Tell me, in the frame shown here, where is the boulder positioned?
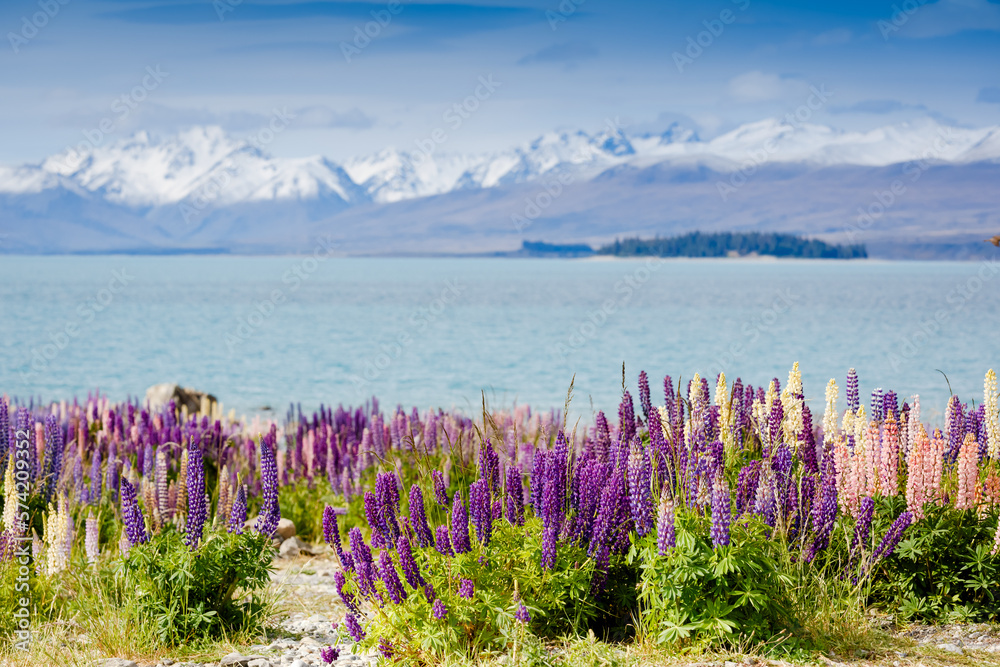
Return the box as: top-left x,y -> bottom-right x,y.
276,517 -> 297,540
145,383 -> 217,414
278,537 -> 302,558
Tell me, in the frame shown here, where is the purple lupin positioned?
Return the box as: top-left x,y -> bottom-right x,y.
450,491 -> 471,554
469,479 -> 492,546
120,478 -> 148,546
408,485 -> 434,548
504,465 -> 525,526
185,438 -> 207,549
228,484 -> 247,534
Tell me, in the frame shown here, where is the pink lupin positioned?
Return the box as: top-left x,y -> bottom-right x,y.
955,433 -> 979,511
880,413 -> 900,497
906,426 -> 930,520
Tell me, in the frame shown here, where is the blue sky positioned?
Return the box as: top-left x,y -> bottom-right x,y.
1,0 -> 998,164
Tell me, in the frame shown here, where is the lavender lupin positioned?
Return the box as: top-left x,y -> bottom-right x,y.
432,599 -> 448,620
396,535 -> 425,589
655,490 -> 676,555
120,478 -> 148,546
515,603 -> 531,624
458,578 -> 474,599
228,484 -> 247,534
365,491 -> 388,549
434,524 -> 454,556
432,470 -> 449,508
870,511 -> 914,567
408,485 -> 434,548
627,439 -> 653,536
255,432 -> 280,537
469,479 -> 492,546
344,613 -> 366,642
710,474 -> 732,548
450,491 -> 471,554
185,439 -> 207,549
504,465 -> 525,526
323,504 -> 350,565
335,570 -> 359,613
378,550 -> 407,604
846,368 -> 859,412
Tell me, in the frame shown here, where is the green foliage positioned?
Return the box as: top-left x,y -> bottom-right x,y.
350,520 -> 600,663
114,529 -> 275,645
631,513 -> 796,648
278,479 -> 342,542
869,499 -> 1000,622
597,231 -> 866,259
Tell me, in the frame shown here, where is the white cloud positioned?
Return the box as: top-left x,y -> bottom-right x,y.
894,0 -> 1000,38
727,71 -> 806,103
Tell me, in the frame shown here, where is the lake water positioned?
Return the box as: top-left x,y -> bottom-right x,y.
1,256 -> 997,423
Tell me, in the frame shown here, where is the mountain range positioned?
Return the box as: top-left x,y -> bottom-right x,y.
2,118 -> 998,258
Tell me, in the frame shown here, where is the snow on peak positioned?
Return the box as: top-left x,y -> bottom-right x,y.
2,117 -> 998,208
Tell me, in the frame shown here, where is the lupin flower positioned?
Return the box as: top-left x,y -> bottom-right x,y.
185,439 -> 207,549
847,368 -> 859,412
627,440 -> 653,536
849,496 -> 875,564
432,470 -> 449,508
869,511 -> 914,571
638,370 -> 653,421
469,479 -> 492,546
396,535 -> 425,589
432,599 -> 448,620
120,478 -> 148,546
434,524 -> 454,556
985,369 -> 999,459
504,466 -> 525,526
450,491 -> 471,554
349,526 -> 374,568
42,414 -> 63,503
655,490 -> 676,554
364,491 -> 388,548
344,613 -> 366,642
408,485 -> 434,548
710,474 -> 732,548
955,433 -> 979,510
515,603 -> 531,624
378,550 -> 407,604
228,484 -> 247,534
335,569 -> 360,613
458,578 -> 474,599
376,472 -> 401,543
320,646 -> 339,664
255,433 -> 280,537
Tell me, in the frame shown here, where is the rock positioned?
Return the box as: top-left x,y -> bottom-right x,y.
279,537 -> 301,558
936,643 -> 964,654
276,518 -> 297,540
145,383 -> 217,414
220,654 -> 270,667
279,535 -> 322,558
95,660 -> 138,667
247,660 -> 272,667
290,661 -> 307,667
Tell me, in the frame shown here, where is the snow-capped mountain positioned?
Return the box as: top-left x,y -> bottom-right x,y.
1,117 -> 998,257
3,118 -> 998,209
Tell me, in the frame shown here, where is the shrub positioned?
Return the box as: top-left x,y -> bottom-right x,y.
114,529 -> 275,645
869,499 -> 1000,622
631,512 -> 796,647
